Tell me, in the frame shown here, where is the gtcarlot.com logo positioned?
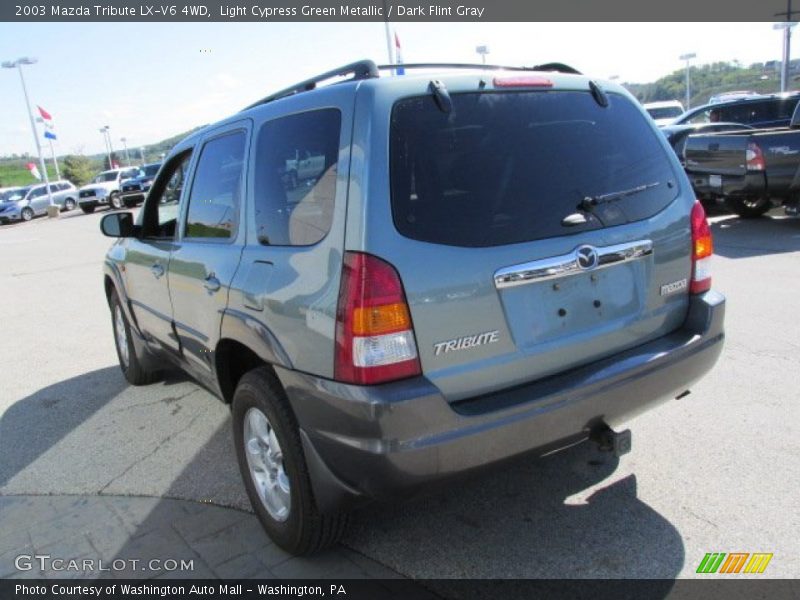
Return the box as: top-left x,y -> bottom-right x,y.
696,552 -> 773,574
15,554 -> 194,573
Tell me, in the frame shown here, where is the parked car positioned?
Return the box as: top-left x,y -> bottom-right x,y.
683,99 -> 800,218
661,122 -> 754,165
99,60 -> 725,555
120,162 -> 162,207
78,167 -> 143,213
0,180 -> 78,223
643,100 -> 685,126
673,92 -> 800,129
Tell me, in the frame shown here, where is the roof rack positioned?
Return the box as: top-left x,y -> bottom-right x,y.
243,59 -> 379,110
376,62 -> 582,75
242,60 -> 582,111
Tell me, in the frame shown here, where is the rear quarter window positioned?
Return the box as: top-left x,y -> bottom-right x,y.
390,90 -> 679,247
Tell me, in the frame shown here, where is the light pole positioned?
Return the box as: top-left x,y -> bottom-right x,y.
140,147 -> 146,166
679,53 -> 697,109
99,127 -> 111,168
2,57 -> 56,216
120,137 -> 131,166
774,21 -> 797,92
476,45 -> 489,65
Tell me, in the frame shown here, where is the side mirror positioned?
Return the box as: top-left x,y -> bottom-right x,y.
100,212 -> 135,238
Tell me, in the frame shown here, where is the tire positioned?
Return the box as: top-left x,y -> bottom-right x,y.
109,289 -> 160,386
728,196 -> 771,219
80,205 -> 95,214
20,207 -> 34,222
109,192 -> 122,210
232,367 -> 349,555
63,198 -> 76,211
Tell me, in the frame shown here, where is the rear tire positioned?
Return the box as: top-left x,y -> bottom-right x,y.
232,367 -> 349,555
63,198 -> 76,211
80,205 -> 95,214
109,192 -> 122,210
728,196 -> 771,219
109,289 -> 160,386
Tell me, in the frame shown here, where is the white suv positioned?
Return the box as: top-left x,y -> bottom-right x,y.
78,167 -> 142,214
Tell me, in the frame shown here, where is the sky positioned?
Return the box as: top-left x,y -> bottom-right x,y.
0,22 -> 792,157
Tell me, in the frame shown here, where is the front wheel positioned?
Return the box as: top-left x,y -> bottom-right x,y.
232,367 -> 349,555
109,289 -> 160,385
20,207 -> 34,222
728,196 -> 771,219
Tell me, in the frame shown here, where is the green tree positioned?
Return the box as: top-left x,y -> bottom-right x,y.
62,155 -> 95,187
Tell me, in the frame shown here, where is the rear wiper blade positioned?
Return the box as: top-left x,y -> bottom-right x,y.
581,181 -> 661,210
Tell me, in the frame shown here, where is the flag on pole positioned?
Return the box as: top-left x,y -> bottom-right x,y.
26,162 -> 41,181
37,106 -> 53,120
394,32 -> 405,75
44,130 -> 57,140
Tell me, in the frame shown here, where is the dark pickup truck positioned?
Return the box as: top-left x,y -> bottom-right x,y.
684,103 -> 800,218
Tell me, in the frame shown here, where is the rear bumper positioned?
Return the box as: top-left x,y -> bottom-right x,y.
687,171 -> 766,198
277,291 -> 725,511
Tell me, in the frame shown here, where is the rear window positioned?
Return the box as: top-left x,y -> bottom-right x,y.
390,91 -> 679,247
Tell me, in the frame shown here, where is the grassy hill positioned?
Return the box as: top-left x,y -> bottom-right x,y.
625,60 -> 793,107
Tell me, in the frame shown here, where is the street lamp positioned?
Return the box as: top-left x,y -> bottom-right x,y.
99,127 -> 112,168
679,53 -> 697,109
2,56 -> 56,216
476,45 -> 489,65
774,22 -> 797,92
120,137 -> 131,166
139,147 -> 146,166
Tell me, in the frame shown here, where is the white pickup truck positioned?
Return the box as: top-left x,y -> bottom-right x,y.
78,167 -> 142,214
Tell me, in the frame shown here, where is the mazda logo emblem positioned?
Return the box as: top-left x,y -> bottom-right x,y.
576,245 -> 599,270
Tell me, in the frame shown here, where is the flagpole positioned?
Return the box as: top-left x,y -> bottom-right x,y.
381,0 -> 394,74
48,138 -> 60,180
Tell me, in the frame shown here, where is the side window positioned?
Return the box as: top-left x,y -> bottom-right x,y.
686,109 -> 711,125
29,187 -> 46,198
141,151 -> 192,239
184,131 -> 246,240
254,109 -> 341,246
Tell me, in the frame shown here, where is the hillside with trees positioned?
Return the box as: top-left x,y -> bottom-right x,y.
626,60 -> 795,106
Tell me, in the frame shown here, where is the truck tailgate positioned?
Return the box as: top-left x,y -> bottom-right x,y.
684,133 -> 750,176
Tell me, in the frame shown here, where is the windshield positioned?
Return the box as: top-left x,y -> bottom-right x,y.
93,171 -> 118,183
143,164 -> 161,177
647,106 -> 683,120
1,188 -> 27,202
390,90 -> 678,247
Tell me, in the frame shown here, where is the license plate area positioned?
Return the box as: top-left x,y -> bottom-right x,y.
709,174 -> 722,187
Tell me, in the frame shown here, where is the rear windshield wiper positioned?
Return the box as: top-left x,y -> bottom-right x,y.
581,181 -> 661,210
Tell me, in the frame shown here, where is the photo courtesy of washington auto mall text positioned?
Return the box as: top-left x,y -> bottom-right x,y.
0,0 -> 799,598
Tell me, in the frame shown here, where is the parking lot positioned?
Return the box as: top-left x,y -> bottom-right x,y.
0,205 -> 798,581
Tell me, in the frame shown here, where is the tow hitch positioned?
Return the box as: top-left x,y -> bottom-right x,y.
590,424 -> 632,457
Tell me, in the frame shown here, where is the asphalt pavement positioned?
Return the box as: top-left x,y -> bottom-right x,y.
0,205 -> 798,581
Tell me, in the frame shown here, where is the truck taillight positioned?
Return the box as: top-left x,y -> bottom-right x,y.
335,252 -> 421,385
745,142 -> 765,171
690,201 -> 713,294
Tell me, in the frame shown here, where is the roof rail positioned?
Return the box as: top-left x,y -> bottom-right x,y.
376,62 -> 582,75
243,59 -> 379,110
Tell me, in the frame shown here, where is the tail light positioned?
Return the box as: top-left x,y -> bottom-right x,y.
335,252 -> 421,385
745,142 -> 765,171
690,201 -> 713,294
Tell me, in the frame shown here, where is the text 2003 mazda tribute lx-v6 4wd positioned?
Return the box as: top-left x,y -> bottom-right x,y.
99,61 -> 725,555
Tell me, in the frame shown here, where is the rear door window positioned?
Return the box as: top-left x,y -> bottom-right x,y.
390,91 -> 679,247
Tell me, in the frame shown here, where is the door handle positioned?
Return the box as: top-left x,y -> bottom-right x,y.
204,275 -> 221,292
150,263 -> 165,279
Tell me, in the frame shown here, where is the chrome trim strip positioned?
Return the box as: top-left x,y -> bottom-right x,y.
494,240 -> 654,289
